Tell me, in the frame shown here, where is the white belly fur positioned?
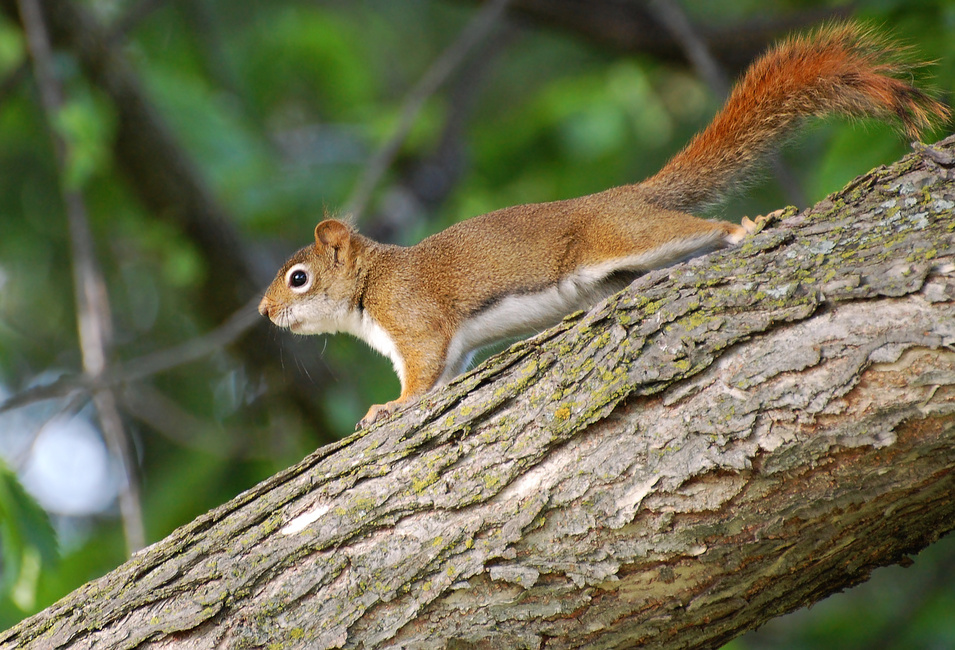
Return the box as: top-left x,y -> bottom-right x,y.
440,230 -> 727,383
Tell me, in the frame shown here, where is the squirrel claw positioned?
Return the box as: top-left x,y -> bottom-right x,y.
357,400 -> 401,429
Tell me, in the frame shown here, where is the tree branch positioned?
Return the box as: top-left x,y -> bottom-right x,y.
0,0 -> 339,443
482,0 -> 851,71
464,0 -> 853,70
2,131 -> 953,648
16,0 -> 144,555
343,0 -> 513,221
646,0 -> 805,206
364,14 -> 515,244
0,296 -> 259,417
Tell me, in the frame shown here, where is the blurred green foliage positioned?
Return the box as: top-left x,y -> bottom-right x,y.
0,0 -> 952,644
0,460 -> 57,615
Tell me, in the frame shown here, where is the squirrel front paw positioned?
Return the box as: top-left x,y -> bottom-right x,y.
357,400 -> 403,429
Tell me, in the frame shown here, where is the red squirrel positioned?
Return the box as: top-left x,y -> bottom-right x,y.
259,23 -> 948,427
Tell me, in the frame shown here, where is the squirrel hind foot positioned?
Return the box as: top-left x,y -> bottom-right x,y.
730,208 -> 788,243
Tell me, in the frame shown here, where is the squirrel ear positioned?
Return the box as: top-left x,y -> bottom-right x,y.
314,219 -> 350,249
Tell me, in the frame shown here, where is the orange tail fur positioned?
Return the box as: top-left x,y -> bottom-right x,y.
639,22 -> 950,213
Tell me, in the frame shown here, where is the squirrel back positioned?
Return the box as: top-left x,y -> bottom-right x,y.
638,23 -> 949,213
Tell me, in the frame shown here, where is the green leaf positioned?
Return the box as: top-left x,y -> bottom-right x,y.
0,14 -> 24,77
52,91 -> 116,190
0,460 -> 58,610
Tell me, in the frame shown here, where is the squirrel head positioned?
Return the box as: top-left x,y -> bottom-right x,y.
258,219 -> 362,334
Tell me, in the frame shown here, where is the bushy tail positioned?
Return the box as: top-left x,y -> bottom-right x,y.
639,22 -> 950,213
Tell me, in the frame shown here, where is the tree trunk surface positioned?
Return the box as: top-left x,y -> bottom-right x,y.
3,137 -> 954,649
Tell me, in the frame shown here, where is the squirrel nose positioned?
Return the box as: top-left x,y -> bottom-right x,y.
258,296 -> 272,317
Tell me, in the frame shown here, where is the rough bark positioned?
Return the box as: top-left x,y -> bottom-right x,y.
3,135 -> 955,649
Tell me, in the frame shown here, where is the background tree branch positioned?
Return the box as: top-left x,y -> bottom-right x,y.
16,0 -> 144,554
2,131 -> 952,648
343,0 -> 512,222
471,0 -> 850,70
0,0 -> 339,442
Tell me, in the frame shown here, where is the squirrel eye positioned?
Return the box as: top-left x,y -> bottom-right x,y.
290,270 -> 308,287
285,264 -> 313,293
